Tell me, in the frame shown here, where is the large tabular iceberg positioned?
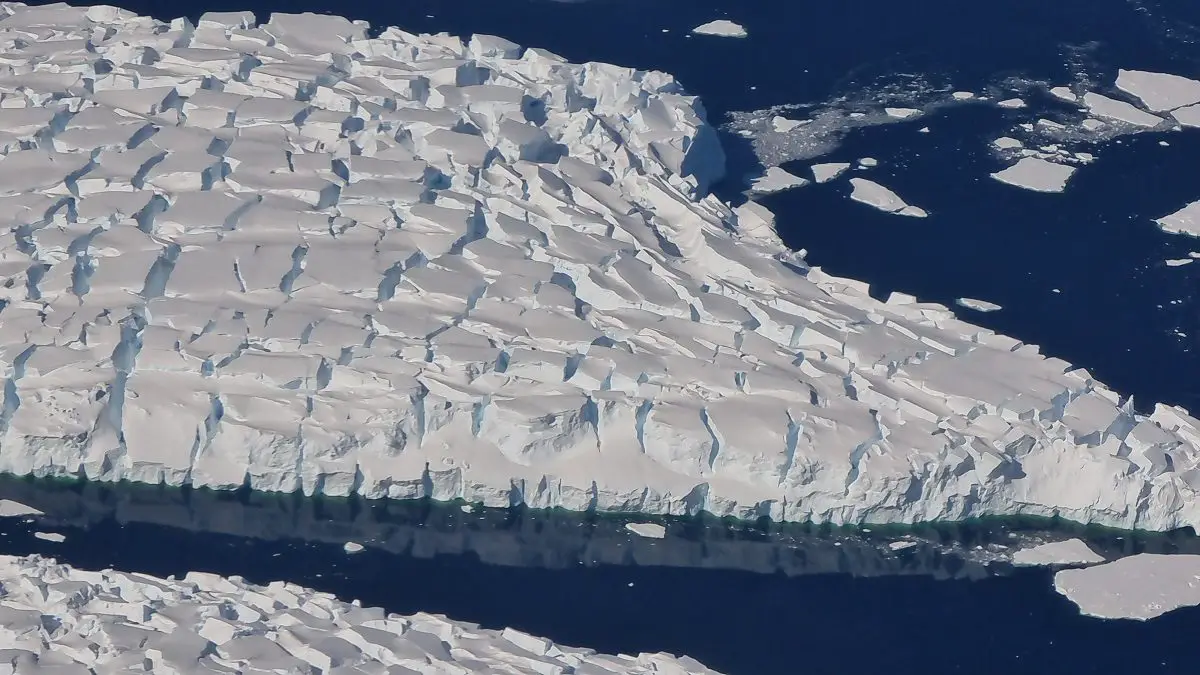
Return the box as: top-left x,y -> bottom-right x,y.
0,554 -> 721,674
0,3 -> 1199,530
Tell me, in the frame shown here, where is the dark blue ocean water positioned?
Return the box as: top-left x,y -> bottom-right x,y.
12,0 -> 1200,671
4,477 -> 1200,675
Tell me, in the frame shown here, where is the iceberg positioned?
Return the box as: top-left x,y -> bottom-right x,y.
0,3 -> 1197,532
1155,201 -> 1200,237
1012,539 -> 1104,567
1114,69 -> 1200,113
691,20 -> 748,38
848,178 -> 928,217
1055,554 -> 1200,620
991,157 -> 1077,193
0,554 -> 721,673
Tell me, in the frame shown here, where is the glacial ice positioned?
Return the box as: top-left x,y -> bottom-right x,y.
0,555 -> 722,673
1055,554 -> 1200,620
991,157 -> 1077,193
0,4 -> 1197,532
955,298 -> 1002,313
691,20 -> 747,38
1155,201 -> 1200,237
1012,538 -> 1103,567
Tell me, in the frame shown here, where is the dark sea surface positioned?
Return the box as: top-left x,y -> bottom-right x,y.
10,0 -> 1200,672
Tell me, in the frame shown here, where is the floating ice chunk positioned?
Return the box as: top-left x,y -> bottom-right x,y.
1050,86 -> 1078,102
858,157 -> 879,168
691,19 -> 747,37
771,115 -> 806,132
1173,104 -> 1200,128
997,98 -> 1026,109
1165,258 -> 1193,267
1115,69 -> 1200,112
1155,201 -> 1200,237
991,136 -> 1024,150
625,522 -> 667,539
1081,92 -> 1164,127
849,178 -> 927,217
1012,539 -> 1104,567
343,542 -> 364,553
1081,118 -> 1107,131
1055,554 -> 1200,620
0,499 -> 42,517
811,162 -> 851,182
951,91 -> 975,100
991,157 -> 1077,193
955,297 -> 1002,313
0,555 -> 723,673
885,107 -> 922,119
888,540 -> 918,551
748,166 -> 809,194
33,532 -> 65,543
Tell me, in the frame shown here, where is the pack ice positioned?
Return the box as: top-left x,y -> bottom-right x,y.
0,3 -> 1199,530
0,554 -> 722,674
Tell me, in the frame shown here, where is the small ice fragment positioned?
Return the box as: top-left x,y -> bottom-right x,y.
771,115 -> 805,132
991,157 -> 1077,193
1013,539 -> 1105,566
857,157 -> 878,168
1165,258 -> 1193,267
952,91 -> 975,100
888,540 -> 918,551
1190,251 -> 1200,258
885,107 -> 921,119
1155,201 -> 1200,237
34,532 -> 65,543
625,522 -> 666,539
343,542 -> 364,553
991,136 -> 1024,150
1159,140 -> 1170,147
0,499 -> 42,517
997,98 -> 1026,109
956,297 -> 1002,312
460,504 -> 475,513
918,126 -> 930,133
810,162 -> 850,183
748,166 -> 809,194
691,20 -> 747,37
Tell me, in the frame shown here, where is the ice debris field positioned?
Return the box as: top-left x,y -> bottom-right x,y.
0,3 -> 1197,532
0,554 -> 721,674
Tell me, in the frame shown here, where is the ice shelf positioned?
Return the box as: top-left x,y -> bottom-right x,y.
848,178 -> 927,217
1012,539 -> 1104,567
991,157 -> 1077,193
1156,201 -> 1200,237
691,20 -> 747,38
1055,554 -> 1200,620
0,555 -> 721,673
0,4 -> 1196,531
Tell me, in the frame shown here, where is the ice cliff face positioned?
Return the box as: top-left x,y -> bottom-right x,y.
0,3 -> 1198,530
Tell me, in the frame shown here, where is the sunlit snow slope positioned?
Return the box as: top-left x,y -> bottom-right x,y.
0,3 -> 1199,529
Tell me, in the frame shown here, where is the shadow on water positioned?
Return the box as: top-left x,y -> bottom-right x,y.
4,475 -> 1200,674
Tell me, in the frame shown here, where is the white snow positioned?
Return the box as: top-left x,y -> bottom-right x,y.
811,162 -> 851,182
0,555 -> 721,673
951,92 -> 975,101
858,157 -> 879,168
0,4 -> 1195,532
991,136 -> 1024,150
848,178 -> 928,217
1166,258 -> 1194,267
1012,539 -> 1104,567
691,20 -> 747,38
1156,201 -> 1200,237
955,298 -> 1002,313
1081,92 -> 1164,128
1115,69 -> 1200,112
625,522 -> 667,539
33,532 -> 65,543
1055,554 -> 1200,620
343,541 -> 365,553
885,107 -> 922,119
748,166 -> 809,194
0,499 -> 42,517
991,157 -> 1077,193
997,98 -> 1026,109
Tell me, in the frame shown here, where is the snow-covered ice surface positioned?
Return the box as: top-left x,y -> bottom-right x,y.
691,20 -> 746,38
0,554 -> 721,674
747,166 -> 808,194
991,157 -> 1077,193
1012,538 -> 1104,566
1055,553 -> 1200,620
0,498 -> 41,517
848,178 -> 927,217
1156,200 -> 1200,237
810,162 -> 850,183
1,4 -> 1200,532
955,297 -> 1002,313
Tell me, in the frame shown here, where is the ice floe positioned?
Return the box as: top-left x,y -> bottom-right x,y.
1055,554 -> 1200,620
848,178 -> 927,217
33,532 -> 65,543
748,166 -> 808,194
1081,92 -> 1164,128
0,5 -> 1198,532
0,555 -> 721,673
811,162 -> 851,183
1012,539 -> 1104,567
625,522 -> 667,539
991,157 -> 1077,193
691,20 -> 747,38
955,298 -> 1002,313
1115,69 -> 1200,112
1156,201 -> 1200,237
0,498 -> 42,517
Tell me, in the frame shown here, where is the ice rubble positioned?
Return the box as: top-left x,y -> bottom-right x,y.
1055,554 -> 1200,620
0,4 -> 1198,531
0,555 -> 722,675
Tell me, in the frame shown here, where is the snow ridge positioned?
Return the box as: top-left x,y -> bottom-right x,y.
0,4 -> 1198,530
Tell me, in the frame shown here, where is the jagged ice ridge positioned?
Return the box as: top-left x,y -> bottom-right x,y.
0,3 -> 1199,530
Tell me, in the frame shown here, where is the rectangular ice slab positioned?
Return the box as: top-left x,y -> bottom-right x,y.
991,157 -> 1076,193
0,555 -> 723,674
0,4 -> 1197,534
